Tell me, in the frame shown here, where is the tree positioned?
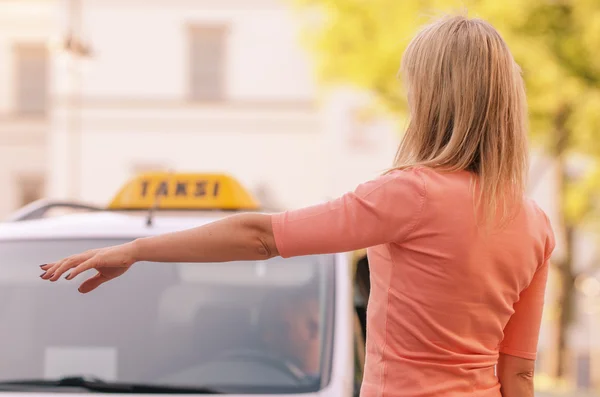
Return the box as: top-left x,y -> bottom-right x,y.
295,0 -> 600,380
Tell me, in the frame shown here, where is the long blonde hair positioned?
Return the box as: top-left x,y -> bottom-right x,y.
393,15 -> 528,225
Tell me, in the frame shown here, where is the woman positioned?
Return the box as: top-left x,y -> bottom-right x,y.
40,15 -> 555,397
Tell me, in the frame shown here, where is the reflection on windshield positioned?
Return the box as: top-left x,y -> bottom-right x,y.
0,239 -> 334,394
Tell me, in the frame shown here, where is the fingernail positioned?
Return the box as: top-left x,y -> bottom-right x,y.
40,264 -> 46,269
40,272 -> 46,278
64,273 -> 71,280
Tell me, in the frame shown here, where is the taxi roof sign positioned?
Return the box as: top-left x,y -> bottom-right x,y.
108,172 -> 260,211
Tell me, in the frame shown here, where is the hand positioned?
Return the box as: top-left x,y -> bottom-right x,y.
40,242 -> 138,293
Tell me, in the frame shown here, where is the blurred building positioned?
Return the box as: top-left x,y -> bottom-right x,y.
47,0 -> 399,211
0,1 -> 57,218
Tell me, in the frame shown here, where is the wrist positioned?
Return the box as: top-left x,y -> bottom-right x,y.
128,238 -> 145,263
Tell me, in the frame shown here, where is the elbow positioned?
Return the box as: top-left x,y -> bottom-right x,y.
498,372 -> 534,397
516,370 -> 534,381
239,213 -> 279,260
255,234 -> 277,259
497,353 -> 535,397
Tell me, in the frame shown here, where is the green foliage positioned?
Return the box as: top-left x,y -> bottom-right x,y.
566,164 -> 600,226
295,0 -> 600,224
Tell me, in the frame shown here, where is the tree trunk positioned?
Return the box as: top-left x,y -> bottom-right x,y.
548,105 -> 575,380
550,233 -> 575,379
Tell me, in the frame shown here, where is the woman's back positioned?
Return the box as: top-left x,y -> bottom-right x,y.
360,168 -> 554,397
271,166 -> 553,396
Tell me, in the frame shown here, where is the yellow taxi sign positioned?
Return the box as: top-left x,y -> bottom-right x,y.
108,172 -> 260,211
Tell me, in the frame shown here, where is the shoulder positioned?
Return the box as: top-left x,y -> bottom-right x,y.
356,167 -> 426,197
525,198 -> 553,230
525,198 -> 556,261
350,167 -> 428,240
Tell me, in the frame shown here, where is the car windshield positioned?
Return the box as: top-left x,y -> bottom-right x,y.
0,238 -> 335,394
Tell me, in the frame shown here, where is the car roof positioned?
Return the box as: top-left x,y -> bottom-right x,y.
0,211 -> 227,241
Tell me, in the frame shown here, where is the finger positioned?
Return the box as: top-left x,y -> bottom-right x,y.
48,258 -> 77,282
78,273 -> 108,294
48,264 -> 73,282
66,256 -> 99,281
42,250 -> 98,280
40,263 -> 54,278
41,260 -> 64,280
49,251 -> 97,281
44,257 -> 75,280
50,256 -> 87,282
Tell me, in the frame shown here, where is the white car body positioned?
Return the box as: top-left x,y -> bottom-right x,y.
0,208 -> 359,397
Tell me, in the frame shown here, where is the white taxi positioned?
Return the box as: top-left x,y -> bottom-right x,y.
0,173 -> 368,397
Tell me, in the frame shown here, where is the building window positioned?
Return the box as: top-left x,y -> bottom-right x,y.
18,175 -> 45,207
188,25 -> 227,102
14,43 -> 49,115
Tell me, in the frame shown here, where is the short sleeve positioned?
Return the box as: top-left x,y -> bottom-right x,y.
542,211 -> 556,262
499,209 -> 555,360
271,168 -> 426,258
499,262 -> 549,360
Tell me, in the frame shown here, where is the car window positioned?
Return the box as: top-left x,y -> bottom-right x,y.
0,239 -> 335,394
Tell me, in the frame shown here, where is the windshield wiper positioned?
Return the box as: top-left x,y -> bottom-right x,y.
0,376 -> 225,394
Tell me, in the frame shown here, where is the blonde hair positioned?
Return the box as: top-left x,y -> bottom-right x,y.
393,15 -> 528,226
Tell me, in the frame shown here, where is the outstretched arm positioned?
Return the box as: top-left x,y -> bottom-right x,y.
40,168 -> 425,293
40,213 -> 278,292
135,213 -> 278,263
